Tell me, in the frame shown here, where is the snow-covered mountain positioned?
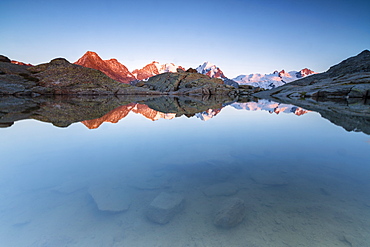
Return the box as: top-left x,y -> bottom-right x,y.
196,62 -> 227,79
233,68 -> 316,89
196,62 -> 239,88
231,99 -> 309,116
132,61 -> 185,81
74,51 -> 313,90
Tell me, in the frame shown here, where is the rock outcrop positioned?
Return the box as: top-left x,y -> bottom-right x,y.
255,50 -> 370,99
138,71 -> 238,96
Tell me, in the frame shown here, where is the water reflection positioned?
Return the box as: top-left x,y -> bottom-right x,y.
1,95 -> 310,129
1,95 -> 370,246
2,95 -> 369,135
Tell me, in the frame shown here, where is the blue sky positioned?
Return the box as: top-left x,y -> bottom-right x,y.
1,0 -> 369,78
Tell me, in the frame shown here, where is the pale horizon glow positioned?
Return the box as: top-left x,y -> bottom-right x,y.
1,0 -> 369,78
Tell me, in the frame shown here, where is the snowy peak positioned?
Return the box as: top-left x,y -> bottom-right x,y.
195,62 -> 239,88
132,61 -> 184,81
297,68 -> 316,78
196,62 -> 227,79
74,51 -> 135,84
233,68 -> 316,90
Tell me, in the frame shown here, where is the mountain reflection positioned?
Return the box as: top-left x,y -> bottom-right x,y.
81,103 -> 177,129
81,99 -> 310,129
1,95 -> 370,135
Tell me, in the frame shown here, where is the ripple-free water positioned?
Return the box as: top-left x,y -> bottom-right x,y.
1,103 -> 370,247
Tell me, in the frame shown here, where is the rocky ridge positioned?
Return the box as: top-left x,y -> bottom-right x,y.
255,50 -> 370,99
253,50 -> 370,135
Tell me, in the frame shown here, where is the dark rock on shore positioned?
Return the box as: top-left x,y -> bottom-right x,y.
255,50 -> 370,100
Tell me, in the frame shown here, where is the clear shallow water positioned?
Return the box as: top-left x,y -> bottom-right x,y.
1,100 -> 370,247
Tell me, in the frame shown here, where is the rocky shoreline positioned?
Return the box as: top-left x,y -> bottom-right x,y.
255,50 -> 370,100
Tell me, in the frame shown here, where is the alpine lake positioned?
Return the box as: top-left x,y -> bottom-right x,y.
1,95 -> 370,247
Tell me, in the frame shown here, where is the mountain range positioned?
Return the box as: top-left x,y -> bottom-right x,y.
74,51 -> 315,89
232,68 -> 316,89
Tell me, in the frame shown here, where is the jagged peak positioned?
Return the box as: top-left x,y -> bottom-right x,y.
83,51 -> 99,57
105,58 -> 119,63
359,49 -> 370,55
197,61 -> 216,71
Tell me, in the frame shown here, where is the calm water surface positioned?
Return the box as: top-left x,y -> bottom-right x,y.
1,100 -> 369,247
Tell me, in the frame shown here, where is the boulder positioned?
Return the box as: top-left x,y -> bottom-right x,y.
213,197 -> 246,228
146,192 -> 185,224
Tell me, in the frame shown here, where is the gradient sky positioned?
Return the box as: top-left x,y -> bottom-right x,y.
1,0 -> 369,78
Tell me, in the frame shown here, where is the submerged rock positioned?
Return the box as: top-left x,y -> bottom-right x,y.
146,192 -> 185,224
213,197 -> 246,228
88,185 -> 132,212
